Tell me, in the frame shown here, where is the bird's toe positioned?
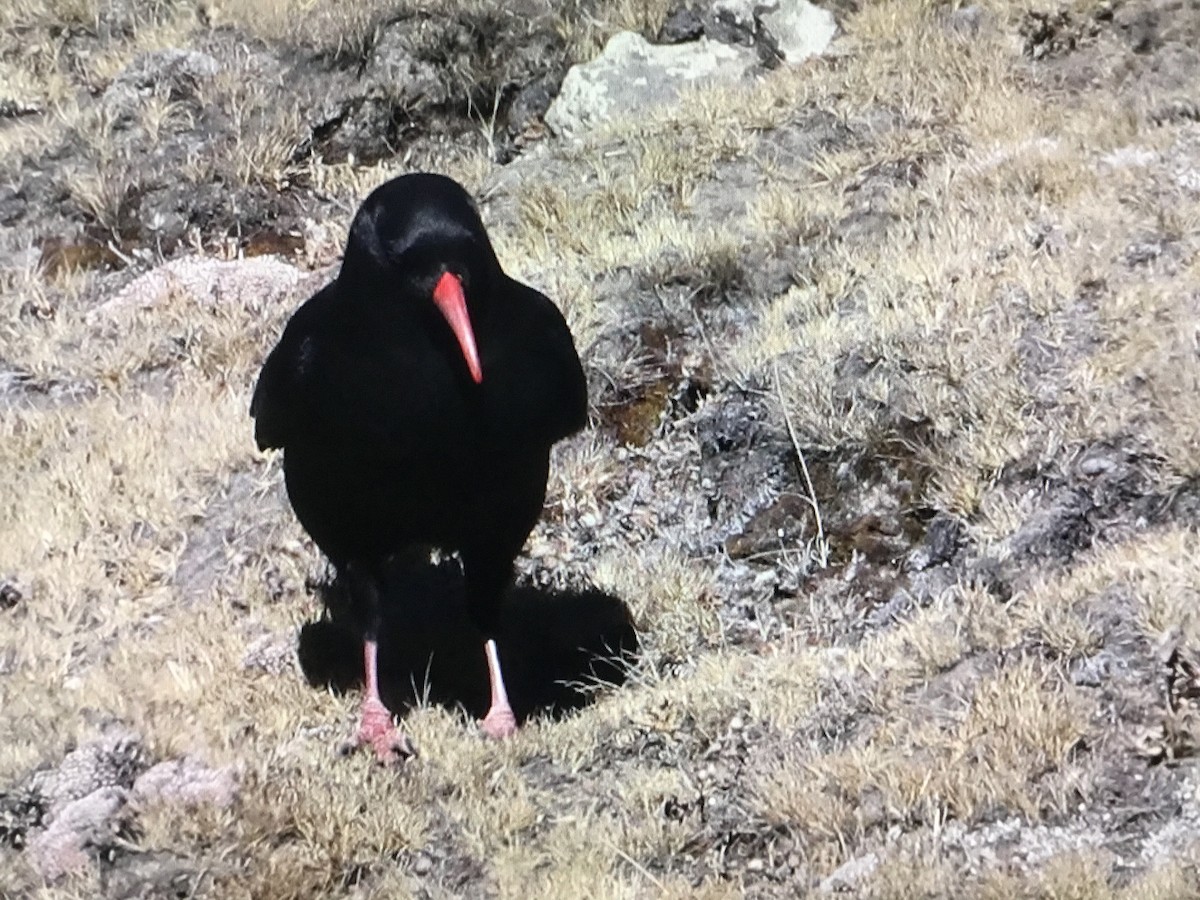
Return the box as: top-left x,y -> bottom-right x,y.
479,704 -> 518,740
370,729 -> 417,764
340,697 -> 418,764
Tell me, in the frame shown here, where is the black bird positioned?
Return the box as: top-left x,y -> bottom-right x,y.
251,173 -> 588,761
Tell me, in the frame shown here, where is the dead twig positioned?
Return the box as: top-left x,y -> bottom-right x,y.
772,358 -> 829,569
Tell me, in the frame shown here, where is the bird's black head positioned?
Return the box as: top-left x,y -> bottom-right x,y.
341,173 -> 501,383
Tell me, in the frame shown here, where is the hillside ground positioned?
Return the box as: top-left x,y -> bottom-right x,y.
2,0 -> 1200,896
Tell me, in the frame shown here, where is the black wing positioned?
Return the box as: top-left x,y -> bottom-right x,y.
251,281 -> 474,455
250,284 -> 336,451
492,278 -> 588,445
250,342 -> 299,450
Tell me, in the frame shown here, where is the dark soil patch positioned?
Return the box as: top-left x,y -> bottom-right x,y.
595,318 -> 712,447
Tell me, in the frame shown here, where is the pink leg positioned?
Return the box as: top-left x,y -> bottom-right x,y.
341,640 -> 416,764
479,639 -> 518,739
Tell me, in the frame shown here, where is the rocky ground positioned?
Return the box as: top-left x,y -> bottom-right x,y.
2,0 -> 1200,896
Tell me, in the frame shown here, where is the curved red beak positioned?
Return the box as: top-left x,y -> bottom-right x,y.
432,272 -> 483,384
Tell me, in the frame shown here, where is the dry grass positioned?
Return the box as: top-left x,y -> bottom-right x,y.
200,0 -> 395,56
201,0 -> 671,70
3,0 -> 1200,895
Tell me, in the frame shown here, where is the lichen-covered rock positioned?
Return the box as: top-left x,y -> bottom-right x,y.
759,0 -> 837,63
241,630 -> 297,676
3,727 -> 241,881
102,49 -> 220,123
133,757 -> 239,810
89,256 -> 328,322
26,726 -> 147,817
546,31 -> 756,137
3,726 -> 147,880
25,787 -> 128,881
818,851 -> 878,893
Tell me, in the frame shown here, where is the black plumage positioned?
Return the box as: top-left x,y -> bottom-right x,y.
251,173 -> 588,759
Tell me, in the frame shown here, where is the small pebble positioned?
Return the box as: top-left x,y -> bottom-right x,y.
753,570 -> 778,589
412,853 -> 433,876
1078,454 -> 1114,476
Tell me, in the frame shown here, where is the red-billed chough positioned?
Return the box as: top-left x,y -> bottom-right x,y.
251,173 -> 588,761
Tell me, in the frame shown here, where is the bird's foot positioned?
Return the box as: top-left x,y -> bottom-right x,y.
479,702 -> 518,740
340,697 -> 416,764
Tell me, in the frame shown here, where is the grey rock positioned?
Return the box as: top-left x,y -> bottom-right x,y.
708,7 -> 761,48
693,394 -> 768,457
819,851 -> 879,893
4,726 -> 148,880
1125,239 -> 1166,267
100,851 -> 208,899
133,757 -> 239,809
712,0 -> 760,30
867,589 -> 914,628
0,97 -> 42,118
907,514 -> 964,571
659,5 -> 707,43
1071,648 -> 1129,687
760,0 -> 838,63
1008,489 -> 1094,563
545,31 -> 756,137
1078,447 -> 1121,477
26,787 -> 128,881
27,726 -> 148,816
708,0 -> 837,62
102,49 -> 219,122
241,630 -> 297,675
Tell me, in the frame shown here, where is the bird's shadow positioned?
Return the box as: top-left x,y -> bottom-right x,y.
296,559 -> 640,724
